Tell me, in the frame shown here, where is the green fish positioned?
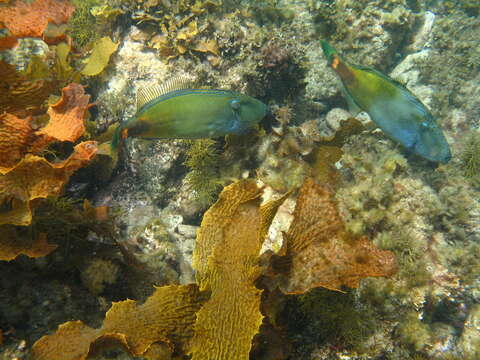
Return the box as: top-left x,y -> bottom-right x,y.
321,41 -> 451,163
112,78 -> 267,150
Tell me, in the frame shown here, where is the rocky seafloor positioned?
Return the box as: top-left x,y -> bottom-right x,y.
0,0 -> 479,359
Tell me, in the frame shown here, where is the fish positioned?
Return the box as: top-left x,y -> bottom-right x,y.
320,40 -> 451,163
111,77 -> 267,150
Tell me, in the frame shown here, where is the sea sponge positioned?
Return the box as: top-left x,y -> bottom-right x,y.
33,82 -> 90,148
80,258 -> 119,295
0,0 -> 75,49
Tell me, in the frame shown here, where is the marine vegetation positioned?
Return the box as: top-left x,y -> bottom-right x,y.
67,0 -> 102,49
0,0 -> 118,262
0,81 -> 97,261
184,139 -> 223,207
29,178 -> 396,359
111,77 -> 267,151
321,40 -> 451,163
461,132 -> 480,180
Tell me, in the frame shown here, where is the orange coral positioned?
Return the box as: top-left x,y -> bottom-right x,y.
0,0 -> 75,47
0,228 -> 57,261
31,284 -> 205,360
0,141 -> 97,226
279,178 -> 397,294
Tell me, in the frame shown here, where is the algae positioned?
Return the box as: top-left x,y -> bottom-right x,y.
461,133 -> 480,181
184,139 -> 223,207
68,0 -> 102,49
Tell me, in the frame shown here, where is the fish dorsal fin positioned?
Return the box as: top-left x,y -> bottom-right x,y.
136,76 -> 195,110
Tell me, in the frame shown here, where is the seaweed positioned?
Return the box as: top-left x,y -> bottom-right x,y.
184,139 -> 223,207
461,133 -> 480,181
67,0 -> 102,49
292,288 -> 376,352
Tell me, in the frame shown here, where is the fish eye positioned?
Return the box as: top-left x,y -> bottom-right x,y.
230,99 -> 241,110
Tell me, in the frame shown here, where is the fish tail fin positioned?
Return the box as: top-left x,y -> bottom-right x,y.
320,40 -> 338,65
111,122 -> 122,152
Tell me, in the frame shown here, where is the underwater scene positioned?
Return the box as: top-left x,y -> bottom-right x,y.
0,0 -> 479,359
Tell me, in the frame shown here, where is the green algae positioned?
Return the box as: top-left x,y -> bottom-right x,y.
184,139 -> 223,207
68,0 -> 102,49
461,133 -> 480,180
291,288 -> 376,353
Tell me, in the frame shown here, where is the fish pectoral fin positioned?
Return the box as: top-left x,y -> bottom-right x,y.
341,84 -> 362,116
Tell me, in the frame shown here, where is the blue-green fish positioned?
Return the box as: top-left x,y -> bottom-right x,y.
321,41 -> 451,163
111,78 -> 267,150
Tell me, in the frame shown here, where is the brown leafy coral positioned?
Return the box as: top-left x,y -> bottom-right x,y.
0,0 -> 75,49
0,60 -> 54,116
0,228 -> 57,261
190,180 -> 267,360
